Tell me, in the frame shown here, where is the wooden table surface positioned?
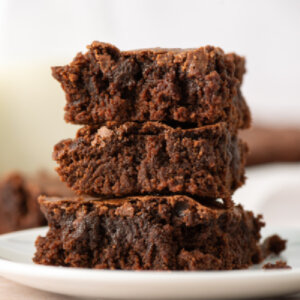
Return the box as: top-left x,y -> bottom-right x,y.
1,275 -> 300,300
0,276 -> 76,300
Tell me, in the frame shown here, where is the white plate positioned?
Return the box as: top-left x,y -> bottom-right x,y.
0,227 -> 299,299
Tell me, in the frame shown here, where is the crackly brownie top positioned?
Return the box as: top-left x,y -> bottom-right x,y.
38,195 -> 263,239
74,121 -> 229,143
54,41 -> 246,89
53,121 -> 232,163
39,195 -> 244,220
88,42 -> 246,83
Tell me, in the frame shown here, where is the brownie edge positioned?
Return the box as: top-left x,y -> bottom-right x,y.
33,195 -> 264,270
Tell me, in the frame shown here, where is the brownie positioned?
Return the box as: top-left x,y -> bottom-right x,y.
33,195 -> 264,270
263,261 -> 291,270
240,126 -> 300,166
52,42 -> 251,131
0,172 -> 73,234
53,122 -> 247,206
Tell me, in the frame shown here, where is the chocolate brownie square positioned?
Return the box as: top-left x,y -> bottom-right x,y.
52,42 -> 250,131
53,122 -> 247,206
33,195 -> 264,270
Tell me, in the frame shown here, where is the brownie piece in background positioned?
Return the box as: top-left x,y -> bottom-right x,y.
34,195 -> 264,270
52,42 -> 250,131
53,122 -> 247,206
241,126 -> 300,166
0,171 -> 73,234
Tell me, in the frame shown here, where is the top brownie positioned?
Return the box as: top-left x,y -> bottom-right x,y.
52,42 -> 250,131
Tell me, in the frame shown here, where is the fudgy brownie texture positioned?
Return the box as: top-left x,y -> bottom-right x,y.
52,42 -> 251,131
0,172 -> 73,234
53,122 -> 247,206
240,126 -> 300,166
33,195 -> 264,270
263,261 -> 291,270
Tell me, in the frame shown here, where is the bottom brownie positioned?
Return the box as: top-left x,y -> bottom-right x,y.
33,195 -> 264,270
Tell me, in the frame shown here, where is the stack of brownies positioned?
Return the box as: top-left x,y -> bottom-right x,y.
33,42 -> 265,270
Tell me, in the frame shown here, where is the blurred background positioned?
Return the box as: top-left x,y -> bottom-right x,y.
0,0 -> 299,231
1,0 -> 300,174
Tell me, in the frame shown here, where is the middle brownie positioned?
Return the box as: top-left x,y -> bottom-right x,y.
53,122 -> 247,206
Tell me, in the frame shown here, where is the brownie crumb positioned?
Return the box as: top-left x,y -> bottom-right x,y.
261,234 -> 287,258
263,260 -> 291,270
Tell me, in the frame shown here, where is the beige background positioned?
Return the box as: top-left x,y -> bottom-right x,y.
0,61 -> 77,174
1,0 -> 300,175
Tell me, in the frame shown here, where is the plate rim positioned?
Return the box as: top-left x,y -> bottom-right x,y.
1,226 -> 300,299
0,226 -> 299,281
